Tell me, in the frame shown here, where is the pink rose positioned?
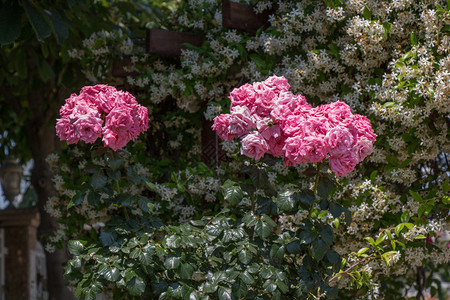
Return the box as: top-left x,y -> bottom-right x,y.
102,128 -> 129,151
104,105 -> 136,140
229,83 -> 257,110
254,89 -> 277,117
270,103 -> 293,123
71,101 -> 99,118
351,114 -> 377,143
329,151 -> 359,177
115,91 -> 139,108
267,136 -> 286,157
283,135 -> 328,165
240,132 -> 269,160
59,94 -> 78,117
261,75 -> 290,93
302,116 -> 330,137
282,115 -> 306,138
137,106 -> 149,134
325,126 -> 356,157
229,106 -> 256,136
327,101 -> 354,126
74,115 -> 104,143
352,137 -> 373,162
212,114 -> 236,142
55,117 -> 79,144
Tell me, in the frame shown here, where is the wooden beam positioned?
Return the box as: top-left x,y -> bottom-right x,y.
146,29 -> 204,56
222,0 -> 275,34
111,56 -> 139,77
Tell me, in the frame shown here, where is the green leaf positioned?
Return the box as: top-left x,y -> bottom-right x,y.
223,185 -> 244,207
317,176 -> 334,199
165,235 -> 181,248
68,240 -> 84,255
238,249 -> 253,264
164,256 -> 180,270
37,59 -> 54,82
0,4 -> 21,45
395,223 -> 405,236
255,218 -> 272,239
277,190 -> 297,212
311,239 -> 328,261
382,22 -> 392,38
270,245 -> 285,261
127,276 -> 146,296
99,231 -> 115,247
409,190 -> 423,202
139,252 -> 152,266
410,31 -> 418,46
276,280 -> 289,294
23,0 -> 52,41
240,271 -> 255,285
263,280 -> 277,293
286,240 -> 302,254
87,191 -> 100,206
218,287 -> 232,300
46,9 -> 68,44
363,5 -> 371,20
443,180 -> 449,194
104,267 -> 120,281
179,263 -> 194,280
297,190 -> 315,208
91,170 -> 107,190
299,229 -> 316,245
401,211 -> 410,223
329,202 -> 343,218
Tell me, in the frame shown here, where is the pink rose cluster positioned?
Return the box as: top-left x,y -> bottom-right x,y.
212,75 -> 376,177
56,84 -> 149,151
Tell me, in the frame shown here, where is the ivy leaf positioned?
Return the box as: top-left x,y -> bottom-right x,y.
68,240 -> 84,255
311,239 -> 328,261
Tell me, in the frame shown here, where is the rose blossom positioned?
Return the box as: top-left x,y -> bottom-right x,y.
352,137 -> 374,162
229,106 -> 256,136
329,151 -> 359,177
74,115 -> 103,143
229,83 -> 257,110
283,135 -> 328,165
327,101 -> 354,126
260,75 -> 290,93
267,136 -> 286,157
59,94 -> 78,117
351,114 -> 377,142
325,126 -> 356,157
56,118 -> 79,144
102,128 -> 129,151
104,105 -> 138,141
240,132 -> 269,160
212,114 -> 236,142
254,89 -> 277,117
302,116 -> 330,137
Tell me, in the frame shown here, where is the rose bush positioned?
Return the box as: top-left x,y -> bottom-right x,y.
47,0 -> 450,299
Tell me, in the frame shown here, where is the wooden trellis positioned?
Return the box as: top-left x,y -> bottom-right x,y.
112,2 -> 275,168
